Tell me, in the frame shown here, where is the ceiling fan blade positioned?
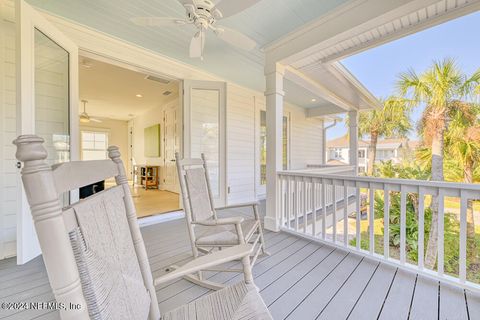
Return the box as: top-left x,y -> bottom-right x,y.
130,17 -> 187,27
215,26 -> 256,51
90,118 -> 103,123
213,0 -> 261,18
189,31 -> 205,58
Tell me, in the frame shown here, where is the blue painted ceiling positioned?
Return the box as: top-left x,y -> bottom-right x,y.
27,0 -> 349,105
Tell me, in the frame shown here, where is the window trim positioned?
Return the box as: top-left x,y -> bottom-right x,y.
80,129 -> 110,161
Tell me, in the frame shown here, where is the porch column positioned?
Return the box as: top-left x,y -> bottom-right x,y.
348,110 -> 358,175
264,63 -> 285,232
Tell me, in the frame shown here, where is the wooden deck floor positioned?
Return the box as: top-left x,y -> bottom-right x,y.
1,213 -> 480,319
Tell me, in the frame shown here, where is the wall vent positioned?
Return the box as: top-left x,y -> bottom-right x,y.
144,75 -> 170,84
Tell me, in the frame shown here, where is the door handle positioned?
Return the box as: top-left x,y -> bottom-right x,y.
170,159 -> 176,162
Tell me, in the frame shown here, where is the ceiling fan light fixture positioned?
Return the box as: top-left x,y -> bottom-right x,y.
80,114 -> 90,123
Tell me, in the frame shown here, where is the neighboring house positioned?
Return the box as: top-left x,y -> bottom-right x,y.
326,135 -> 419,172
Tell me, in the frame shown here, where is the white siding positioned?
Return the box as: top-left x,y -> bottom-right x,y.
0,0 -> 17,259
226,84 -> 324,203
288,104 -> 323,170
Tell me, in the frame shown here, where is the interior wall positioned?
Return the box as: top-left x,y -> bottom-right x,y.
79,117 -> 129,175
0,0 -> 17,260
131,95 -> 179,188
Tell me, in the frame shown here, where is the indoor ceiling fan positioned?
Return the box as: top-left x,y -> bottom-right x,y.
79,100 -> 102,123
130,0 -> 261,59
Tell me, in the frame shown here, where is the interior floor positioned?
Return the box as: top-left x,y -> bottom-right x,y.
131,186 -> 180,218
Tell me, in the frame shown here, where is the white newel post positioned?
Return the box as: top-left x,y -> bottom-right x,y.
264,63 -> 285,232
348,110 -> 358,175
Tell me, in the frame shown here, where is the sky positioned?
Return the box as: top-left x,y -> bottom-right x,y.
327,10 -> 480,141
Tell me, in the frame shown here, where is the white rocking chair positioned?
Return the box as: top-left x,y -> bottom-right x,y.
175,153 -> 267,290
14,135 -> 272,320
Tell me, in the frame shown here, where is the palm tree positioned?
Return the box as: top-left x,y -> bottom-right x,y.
445,102 -> 480,262
357,97 -> 412,175
397,58 -> 480,269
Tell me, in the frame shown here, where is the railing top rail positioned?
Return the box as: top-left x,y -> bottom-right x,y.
277,170 -> 480,192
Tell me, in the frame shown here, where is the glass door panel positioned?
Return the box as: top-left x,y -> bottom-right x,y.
16,0 -> 78,263
190,89 -> 220,197
34,29 -> 70,166
183,81 -> 226,206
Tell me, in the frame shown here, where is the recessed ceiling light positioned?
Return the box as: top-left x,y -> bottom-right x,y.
311,98 -> 317,102
136,94 -> 143,98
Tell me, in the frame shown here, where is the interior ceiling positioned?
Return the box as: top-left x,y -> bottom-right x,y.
79,58 -> 179,121
27,0 -> 349,108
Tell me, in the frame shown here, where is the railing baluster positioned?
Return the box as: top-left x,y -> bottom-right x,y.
418,187 -> 425,269
332,183 -> 337,243
286,177 -> 290,229
280,176 -> 285,228
303,179 -> 307,234
311,178 -> 316,237
400,186 -> 406,264
294,178 -> 299,232
355,185 -> 360,251
369,185 -> 375,254
459,190 -> 467,283
322,179 -> 327,240
343,183 -> 348,247
438,189 -> 445,276
383,185 -> 390,259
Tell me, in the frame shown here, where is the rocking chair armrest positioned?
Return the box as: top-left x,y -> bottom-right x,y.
153,244 -> 253,285
215,201 -> 259,211
192,217 -> 244,226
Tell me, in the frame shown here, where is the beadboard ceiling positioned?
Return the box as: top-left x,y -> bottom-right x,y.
26,0 -> 349,106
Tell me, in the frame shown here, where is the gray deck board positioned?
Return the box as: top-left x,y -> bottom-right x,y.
409,275 -> 439,320
346,263 -> 397,320
378,269 -> 417,320
286,254 -> 363,319
439,282 -> 468,320
0,216 -> 479,320
466,290 -> 480,319
316,258 -> 379,320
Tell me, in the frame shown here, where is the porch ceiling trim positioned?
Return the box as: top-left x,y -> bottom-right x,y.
295,0 -> 480,67
264,0 -> 480,67
284,66 -> 355,111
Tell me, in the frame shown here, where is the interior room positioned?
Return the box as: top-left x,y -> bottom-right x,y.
79,57 -> 181,217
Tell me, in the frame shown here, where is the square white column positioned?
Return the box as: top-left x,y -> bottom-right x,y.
348,110 -> 358,174
264,63 -> 285,232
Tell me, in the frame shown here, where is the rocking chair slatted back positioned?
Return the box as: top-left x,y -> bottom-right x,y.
13,135 -> 160,320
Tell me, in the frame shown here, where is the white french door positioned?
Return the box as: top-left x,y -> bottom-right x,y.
163,103 -> 179,193
183,80 -> 226,207
16,0 -> 78,264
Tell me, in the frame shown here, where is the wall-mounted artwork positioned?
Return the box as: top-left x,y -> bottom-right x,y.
144,124 -> 161,157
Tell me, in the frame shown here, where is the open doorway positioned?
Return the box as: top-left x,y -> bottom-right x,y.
79,57 -> 181,217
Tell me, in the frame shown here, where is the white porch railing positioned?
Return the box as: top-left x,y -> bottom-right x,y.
277,168 -> 480,292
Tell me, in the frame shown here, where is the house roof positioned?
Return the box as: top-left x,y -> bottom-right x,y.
327,135 -> 420,150
327,159 -> 349,166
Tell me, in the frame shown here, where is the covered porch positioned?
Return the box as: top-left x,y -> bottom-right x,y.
1,208 -> 480,320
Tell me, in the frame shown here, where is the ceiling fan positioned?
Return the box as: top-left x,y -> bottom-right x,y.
130,0 -> 261,59
79,100 -> 102,123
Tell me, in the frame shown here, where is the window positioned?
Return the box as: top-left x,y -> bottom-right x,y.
260,110 -> 288,185
334,148 -> 342,159
358,149 -> 366,158
81,131 -> 109,160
